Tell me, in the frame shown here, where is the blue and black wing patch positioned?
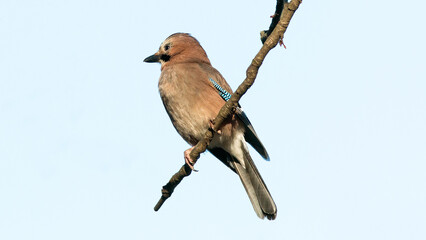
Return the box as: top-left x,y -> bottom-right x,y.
209,78 -> 232,101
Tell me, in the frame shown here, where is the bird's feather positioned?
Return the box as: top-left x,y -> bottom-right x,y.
235,108 -> 270,160
231,148 -> 277,220
208,148 -> 236,173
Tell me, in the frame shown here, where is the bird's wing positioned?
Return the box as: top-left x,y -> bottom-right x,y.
203,64 -> 269,160
234,108 -> 269,160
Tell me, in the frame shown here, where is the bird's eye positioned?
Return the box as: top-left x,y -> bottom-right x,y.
164,44 -> 170,51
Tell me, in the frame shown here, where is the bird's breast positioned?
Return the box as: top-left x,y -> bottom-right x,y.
158,69 -> 220,145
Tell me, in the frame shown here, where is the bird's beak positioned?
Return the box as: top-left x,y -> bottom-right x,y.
144,53 -> 160,63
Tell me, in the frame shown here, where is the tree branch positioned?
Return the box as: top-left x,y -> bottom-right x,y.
154,0 -> 302,212
260,0 -> 286,44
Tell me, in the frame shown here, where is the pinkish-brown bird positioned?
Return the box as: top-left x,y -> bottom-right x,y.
144,33 -> 277,220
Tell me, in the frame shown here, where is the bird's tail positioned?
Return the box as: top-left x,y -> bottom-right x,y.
232,150 -> 277,220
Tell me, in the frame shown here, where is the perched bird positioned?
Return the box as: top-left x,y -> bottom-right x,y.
144,33 -> 277,220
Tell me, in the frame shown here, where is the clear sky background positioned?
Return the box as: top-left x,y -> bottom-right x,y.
1,0 -> 425,239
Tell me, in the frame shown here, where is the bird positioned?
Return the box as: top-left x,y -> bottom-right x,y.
144,33 -> 277,220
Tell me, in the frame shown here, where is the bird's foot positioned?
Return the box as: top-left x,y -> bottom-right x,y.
184,146 -> 198,172
279,37 -> 286,49
209,119 -> 222,135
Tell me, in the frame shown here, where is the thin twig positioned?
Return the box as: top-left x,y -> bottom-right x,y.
154,0 -> 302,211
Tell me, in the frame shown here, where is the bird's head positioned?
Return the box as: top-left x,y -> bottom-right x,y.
144,33 -> 211,69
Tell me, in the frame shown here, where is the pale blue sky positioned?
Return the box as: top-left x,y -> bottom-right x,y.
1,0 -> 425,239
